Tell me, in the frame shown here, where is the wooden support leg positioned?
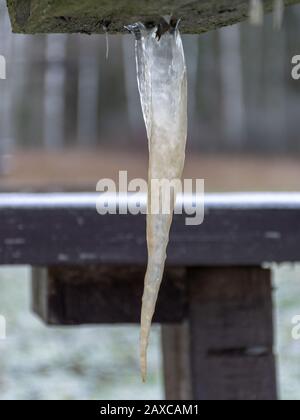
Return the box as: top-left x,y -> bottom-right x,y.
32,265 -> 277,399
162,267 -> 277,401
162,323 -> 192,400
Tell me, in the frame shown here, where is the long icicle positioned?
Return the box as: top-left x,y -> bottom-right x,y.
127,21 -> 187,381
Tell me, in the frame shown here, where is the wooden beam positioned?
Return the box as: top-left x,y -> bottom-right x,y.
7,0 -> 300,34
1,193 -> 300,266
162,323 -> 192,400
162,267 -> 277,400
32,266 -> 187,324
32,265 -> 277,399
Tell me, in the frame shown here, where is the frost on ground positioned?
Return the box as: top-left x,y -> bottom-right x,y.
0,267 -> 163,400
273,264 -> 300,400
128,21 -> 187,381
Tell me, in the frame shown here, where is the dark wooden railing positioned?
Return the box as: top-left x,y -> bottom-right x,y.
1,192 -> 300,265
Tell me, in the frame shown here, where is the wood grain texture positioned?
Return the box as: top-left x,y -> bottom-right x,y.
162,323 -> 192,400
32,265 -> 277,399
32,266 -> 187,324
1,193 -> 300,266
187,267 -> 277,400
6,0 -> 300,34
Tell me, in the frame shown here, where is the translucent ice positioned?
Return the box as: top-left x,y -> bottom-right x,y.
127,21 -> 187,381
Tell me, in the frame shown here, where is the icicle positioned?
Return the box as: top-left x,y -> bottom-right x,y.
249,0 -> 264,26
273,0 -> 284,30
103,25 -> 110,60
126,21 -> 187,382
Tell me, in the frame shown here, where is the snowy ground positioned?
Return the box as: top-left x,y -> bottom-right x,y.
274,265 -> 300,400
0,265 -> 299,400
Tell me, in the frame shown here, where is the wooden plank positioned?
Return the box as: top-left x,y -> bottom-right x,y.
161,267 -> 277,400
1,193 -> 300,266
7,0 -> 300,34
187,267 -> 277,400
162,324 -> 192,400
32,266 -> 187,324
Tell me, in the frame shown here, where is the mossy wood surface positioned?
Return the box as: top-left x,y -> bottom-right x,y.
7,0 -> 300,34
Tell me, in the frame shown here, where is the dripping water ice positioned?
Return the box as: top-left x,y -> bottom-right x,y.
126,20 -> 187,381
103,24 -> 110,60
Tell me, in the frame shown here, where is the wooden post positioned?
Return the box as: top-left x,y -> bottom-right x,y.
162,323 -> 192,400
162,267 -> 277,400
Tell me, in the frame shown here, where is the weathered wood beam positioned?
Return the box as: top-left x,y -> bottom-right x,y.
162,323 -> 192,400
1,193 -> 300,266
32,266 -> 187,324
7,0 -> 300,34
162,267 -> 277,400
32,265 -> 277,400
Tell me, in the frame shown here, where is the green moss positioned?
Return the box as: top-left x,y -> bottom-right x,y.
6,0 -> 300,34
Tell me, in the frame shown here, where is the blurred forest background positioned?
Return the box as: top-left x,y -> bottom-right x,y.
0,0 -> 300,400
1,1 -> 300,192
1,2 -> 300,154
